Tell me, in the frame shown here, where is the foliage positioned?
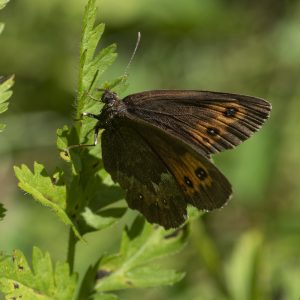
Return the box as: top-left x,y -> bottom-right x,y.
95,217 -> 187,291
0,247 -> 77,300
13,162 -> 81,239
78,216 -> 187,299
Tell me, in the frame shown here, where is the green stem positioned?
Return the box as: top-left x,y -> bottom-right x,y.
67,228 -> 77,273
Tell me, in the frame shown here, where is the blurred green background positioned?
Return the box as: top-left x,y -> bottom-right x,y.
1,0 -> 300,299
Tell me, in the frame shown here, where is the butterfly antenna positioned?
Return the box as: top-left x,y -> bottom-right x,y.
122,32 -> 141,80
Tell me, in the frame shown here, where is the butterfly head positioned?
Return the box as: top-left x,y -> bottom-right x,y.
101,90 -> 119,107
94,89 -> 126,129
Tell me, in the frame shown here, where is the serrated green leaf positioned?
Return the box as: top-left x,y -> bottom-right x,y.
14,162 -> 66,208
119,217 -> 188,267
73,0 -> 121,151
76,1 -> 115,116
225,230 -> 263,300
0,247 -> 77,300
83,23 -> 105,68
13,162 -> 81,239
95,216 -> 187,292
0,202 -> 6,221
87,43 -> 117,89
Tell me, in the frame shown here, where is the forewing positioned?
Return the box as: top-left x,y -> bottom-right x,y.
101,124 -> 187,229
124,90 -> 271,156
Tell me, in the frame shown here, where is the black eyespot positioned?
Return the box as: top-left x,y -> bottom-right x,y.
184,176 -> 193,188
138,194 -> 144,200
224,107 -> 237,117
207,127 -> 219,136
195,167 -> 207,180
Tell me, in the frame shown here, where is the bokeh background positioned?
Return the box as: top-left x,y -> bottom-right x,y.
1,0 -> 300,299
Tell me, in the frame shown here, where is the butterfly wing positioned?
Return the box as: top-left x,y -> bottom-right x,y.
123,90 -> 271,157
101,123 -> 188,229
100,89 -> 270,228
101,119 -> 232,228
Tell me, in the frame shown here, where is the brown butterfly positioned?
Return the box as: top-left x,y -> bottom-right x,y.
82,89 -> 271,229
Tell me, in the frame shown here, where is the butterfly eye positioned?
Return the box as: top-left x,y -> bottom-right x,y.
195,167 -> 207,180
224,107 -> 238,117
184,176 -> 194,188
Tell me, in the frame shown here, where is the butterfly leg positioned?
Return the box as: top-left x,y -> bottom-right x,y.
72,111 -> 100,122
93,126 -> 100,145
64,126 -> 99,152
82,112 -> 100,120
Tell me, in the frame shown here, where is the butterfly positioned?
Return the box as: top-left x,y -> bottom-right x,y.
82,89 -> 271,229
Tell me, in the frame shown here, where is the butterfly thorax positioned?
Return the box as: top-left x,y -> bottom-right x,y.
97,90 -> 126,129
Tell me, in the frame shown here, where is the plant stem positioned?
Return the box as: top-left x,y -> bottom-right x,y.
67,228 -> 77,273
